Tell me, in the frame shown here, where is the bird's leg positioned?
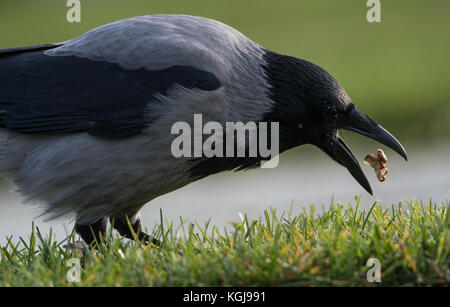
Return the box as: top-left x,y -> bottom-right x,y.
75,217 -> 108,247
110,216 -> 160,246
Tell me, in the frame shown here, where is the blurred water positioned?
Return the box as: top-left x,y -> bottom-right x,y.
0,142 -> 449,244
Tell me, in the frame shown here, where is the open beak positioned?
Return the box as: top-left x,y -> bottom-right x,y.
319,106 -> 407,195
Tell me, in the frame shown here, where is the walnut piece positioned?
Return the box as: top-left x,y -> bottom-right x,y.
364,149 -> 388,182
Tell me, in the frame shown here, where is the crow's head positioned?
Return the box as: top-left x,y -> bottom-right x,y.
263,51 -> 407,195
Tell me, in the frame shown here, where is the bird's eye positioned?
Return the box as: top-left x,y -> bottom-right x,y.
322,105 -> 338,122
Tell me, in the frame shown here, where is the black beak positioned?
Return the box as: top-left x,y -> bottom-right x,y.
342,107 -> 407,161
319,106 -> 407,195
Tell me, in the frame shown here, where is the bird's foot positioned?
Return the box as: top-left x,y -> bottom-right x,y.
64,240 -> 91,256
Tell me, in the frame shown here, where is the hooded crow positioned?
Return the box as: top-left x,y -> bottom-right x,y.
0,15 -> 407,246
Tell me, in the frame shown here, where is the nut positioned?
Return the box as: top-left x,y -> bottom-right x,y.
364,149 -> 389,182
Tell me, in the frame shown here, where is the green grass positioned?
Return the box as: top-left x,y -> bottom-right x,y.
1,198 -> 448,286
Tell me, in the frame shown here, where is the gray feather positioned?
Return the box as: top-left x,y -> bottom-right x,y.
0,14 -> 276,223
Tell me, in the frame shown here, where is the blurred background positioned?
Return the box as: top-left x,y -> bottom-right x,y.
0,0 -> 449,243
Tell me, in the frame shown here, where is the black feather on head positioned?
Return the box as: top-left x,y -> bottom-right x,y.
262,50 -> 353,149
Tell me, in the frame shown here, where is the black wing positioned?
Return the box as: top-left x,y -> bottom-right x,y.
0,45 -> 221,138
